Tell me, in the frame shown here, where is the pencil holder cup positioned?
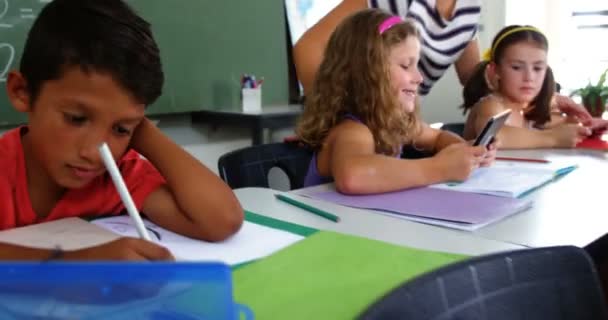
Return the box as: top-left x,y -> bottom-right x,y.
241,88 -> 262,112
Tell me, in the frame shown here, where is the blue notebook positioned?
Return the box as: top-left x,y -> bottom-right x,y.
0,262 -> 252,319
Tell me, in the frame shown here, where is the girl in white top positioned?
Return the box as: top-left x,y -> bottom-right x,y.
462,25 -> 608,149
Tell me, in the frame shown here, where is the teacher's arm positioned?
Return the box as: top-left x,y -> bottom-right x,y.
454,38 -> 481,86
293,0 -> 367,95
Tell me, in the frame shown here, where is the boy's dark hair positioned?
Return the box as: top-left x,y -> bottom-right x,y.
462,25 -> 555,127
20,0 -> 163,106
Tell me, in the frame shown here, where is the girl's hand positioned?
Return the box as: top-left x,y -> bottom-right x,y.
550,123 -> 591,147
435,143 -> 486,182
479,140 -> 497,167
465,138 -> 499,167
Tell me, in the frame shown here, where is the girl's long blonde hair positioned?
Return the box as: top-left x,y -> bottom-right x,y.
296,9 -> 421,156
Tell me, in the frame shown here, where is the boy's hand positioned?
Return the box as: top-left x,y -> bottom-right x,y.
129,117 -> 156,153
63,238 -> 174,261
435,143 -> 486,182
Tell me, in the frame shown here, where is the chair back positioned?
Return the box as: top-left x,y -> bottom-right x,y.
218,142 -> 312,190
359,246 -> 608,320
441,122 -> 465,137
400,122 -> 465,159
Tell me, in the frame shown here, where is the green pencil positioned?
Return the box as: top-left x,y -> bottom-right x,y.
274,194 -> 340,223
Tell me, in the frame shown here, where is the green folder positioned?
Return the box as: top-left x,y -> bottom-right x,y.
233,221 -> 467,320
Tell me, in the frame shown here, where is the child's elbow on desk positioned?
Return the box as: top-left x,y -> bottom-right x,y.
333,165 -> 371,195
199,201 -> 244,242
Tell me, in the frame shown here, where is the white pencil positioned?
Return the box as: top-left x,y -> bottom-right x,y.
98,143 -> 151,241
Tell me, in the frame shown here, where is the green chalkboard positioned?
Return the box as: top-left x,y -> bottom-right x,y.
0,0 -> 290,126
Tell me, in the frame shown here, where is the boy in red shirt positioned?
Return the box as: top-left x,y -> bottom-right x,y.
0,0 -> 243,260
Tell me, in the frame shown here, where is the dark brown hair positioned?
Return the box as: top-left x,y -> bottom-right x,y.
462,25 -> 555,126
21,0 -> 163,106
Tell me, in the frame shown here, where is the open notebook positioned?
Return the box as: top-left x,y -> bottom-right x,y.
429,162 -> 577,198
300,187 -> 532,231
0,217 -> 303,265
93,216 -> 303,265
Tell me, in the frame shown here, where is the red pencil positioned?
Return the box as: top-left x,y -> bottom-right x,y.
495,156 -> 550,163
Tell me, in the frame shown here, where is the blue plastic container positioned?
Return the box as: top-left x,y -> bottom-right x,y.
0,262 -> 252,319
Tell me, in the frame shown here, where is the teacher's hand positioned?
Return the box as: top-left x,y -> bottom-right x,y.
555,94 -> 592,125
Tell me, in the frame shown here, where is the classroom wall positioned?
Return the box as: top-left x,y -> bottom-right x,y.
0,0 -> 291,126
154,116 -> 290,174
164,119 -> 299,175
419,67 -> 462,124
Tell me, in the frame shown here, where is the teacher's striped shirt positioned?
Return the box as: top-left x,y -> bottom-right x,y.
370,0 -> 481,95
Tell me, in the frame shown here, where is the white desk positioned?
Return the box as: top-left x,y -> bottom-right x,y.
234,187 -> 524,256
236,147 -> 608,255
474,149 -> 608,248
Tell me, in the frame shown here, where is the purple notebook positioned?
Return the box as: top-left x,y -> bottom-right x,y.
300,187 -> 532,231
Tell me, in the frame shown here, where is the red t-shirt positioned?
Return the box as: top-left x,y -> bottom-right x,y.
0,127 -> 166,230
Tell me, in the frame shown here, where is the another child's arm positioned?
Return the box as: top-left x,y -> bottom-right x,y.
327,121 -> 485,194
130,119 -> 244,242
473,98 -> 590,149
0,238 -> 174,261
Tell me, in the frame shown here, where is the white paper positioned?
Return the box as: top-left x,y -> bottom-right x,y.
0,218 -> 120,250
430,163 -> 575,198
93,216 -> 304,265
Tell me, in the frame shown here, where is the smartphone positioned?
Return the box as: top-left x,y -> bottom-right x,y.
473,109 -> 512,147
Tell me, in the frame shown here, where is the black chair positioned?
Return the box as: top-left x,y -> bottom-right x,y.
401,145 -> 432,159
441,122 -> 465,137
217,142 -> 312,190
400,122 -> 466,159
359,246 -> 608,320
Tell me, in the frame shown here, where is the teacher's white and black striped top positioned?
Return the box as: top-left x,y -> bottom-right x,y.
369,0 -> 481,95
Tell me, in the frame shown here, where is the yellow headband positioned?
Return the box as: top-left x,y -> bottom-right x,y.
482,26 -> 543,62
